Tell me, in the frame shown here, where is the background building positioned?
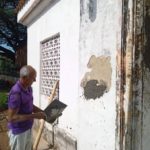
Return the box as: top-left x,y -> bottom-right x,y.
0,45 -> 18,86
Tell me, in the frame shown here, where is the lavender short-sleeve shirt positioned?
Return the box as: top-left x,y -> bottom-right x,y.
8,80 -> 34,134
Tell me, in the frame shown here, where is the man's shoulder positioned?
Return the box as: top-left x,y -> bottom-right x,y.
10,81 -> 21,94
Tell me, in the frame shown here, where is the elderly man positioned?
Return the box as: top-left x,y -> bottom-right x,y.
7,65 -> 46,150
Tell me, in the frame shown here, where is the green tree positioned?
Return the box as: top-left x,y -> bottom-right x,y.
0,0 -> 27,53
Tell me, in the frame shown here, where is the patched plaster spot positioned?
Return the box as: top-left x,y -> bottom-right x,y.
84,80 -> 107,99
81,55 -> 112,99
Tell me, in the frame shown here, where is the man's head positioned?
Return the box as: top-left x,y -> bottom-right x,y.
20,65 -> 36,88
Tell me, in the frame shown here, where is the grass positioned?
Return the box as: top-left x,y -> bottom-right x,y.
0,91 -> 8,110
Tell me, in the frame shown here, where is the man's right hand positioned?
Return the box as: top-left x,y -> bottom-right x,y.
34,112 -> 46,120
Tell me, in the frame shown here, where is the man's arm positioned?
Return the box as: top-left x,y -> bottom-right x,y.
7,108 -> 46,123
33,105 -> 43,113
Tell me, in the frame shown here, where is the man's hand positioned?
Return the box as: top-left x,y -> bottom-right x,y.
34,112 -> 46,120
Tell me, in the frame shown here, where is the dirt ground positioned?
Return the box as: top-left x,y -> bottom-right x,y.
0,112 -> 10,150
0,111 -> 51,150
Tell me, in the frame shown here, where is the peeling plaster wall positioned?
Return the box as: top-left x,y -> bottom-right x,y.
120,0 -> 150,150
143,69 -> 150,150
142,1 -> 150,149
79,0 -> 119,149
120,0 -> 145,149
81,55 -> 112,99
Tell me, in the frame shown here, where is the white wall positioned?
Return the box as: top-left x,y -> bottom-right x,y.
78,0 -> 118,150
19,0 -> 121,149
27,0 -> 80,138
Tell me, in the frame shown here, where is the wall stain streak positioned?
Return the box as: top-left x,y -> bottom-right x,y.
88,0 -> 97,22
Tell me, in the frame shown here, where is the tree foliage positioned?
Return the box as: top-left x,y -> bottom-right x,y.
0,0 -> 27,53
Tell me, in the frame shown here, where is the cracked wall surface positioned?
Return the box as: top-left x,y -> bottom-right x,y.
142,0 -> 150,149
117,0 -> 150,150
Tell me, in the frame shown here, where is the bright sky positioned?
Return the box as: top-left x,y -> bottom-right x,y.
0,43 -> 14,53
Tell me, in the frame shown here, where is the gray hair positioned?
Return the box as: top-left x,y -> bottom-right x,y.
20,65 -> 36,78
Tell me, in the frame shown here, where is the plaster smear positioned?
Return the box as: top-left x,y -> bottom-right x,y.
81,55 -> 112,99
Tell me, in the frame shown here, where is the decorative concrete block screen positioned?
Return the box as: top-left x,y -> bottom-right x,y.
40,33 -> 60,96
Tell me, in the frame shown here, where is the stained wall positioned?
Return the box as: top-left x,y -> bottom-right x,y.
17,0 -> 122,149
78,0 -> 121,149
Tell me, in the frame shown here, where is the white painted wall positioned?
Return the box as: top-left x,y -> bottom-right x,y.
18,0 -> 121,149
27,0 -> 80,138
78,0 -> 118,150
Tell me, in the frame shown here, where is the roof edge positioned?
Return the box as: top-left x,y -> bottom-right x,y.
17,0 -> 54,26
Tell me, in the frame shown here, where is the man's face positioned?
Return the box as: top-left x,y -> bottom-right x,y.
26,72 -> 36,87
